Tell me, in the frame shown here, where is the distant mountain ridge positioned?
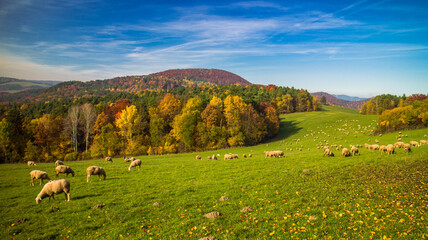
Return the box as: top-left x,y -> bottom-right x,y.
333,94 -> 370,102
0,77 -> 61,93
312,92 -> 371,109
0,69 -> 252,103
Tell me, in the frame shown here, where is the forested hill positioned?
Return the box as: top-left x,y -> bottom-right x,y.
0,69 -> 251,104
312,92 -> 370,109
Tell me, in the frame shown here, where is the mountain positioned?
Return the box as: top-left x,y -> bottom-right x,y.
0,69 -> 252,103
312,92 -> 370,110
0,77 -> 61,93
333,94 -> 370,102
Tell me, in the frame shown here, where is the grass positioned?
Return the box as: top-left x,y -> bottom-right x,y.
1,105 -> 427,239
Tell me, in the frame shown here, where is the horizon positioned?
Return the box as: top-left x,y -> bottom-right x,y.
1,0 -> 427,98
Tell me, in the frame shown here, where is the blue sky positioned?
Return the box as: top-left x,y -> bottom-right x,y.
0,0 -> 427,97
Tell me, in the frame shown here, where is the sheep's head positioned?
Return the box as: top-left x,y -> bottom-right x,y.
36,197 -> 42,204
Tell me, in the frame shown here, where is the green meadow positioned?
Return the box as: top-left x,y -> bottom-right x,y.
1,105 -> 427,239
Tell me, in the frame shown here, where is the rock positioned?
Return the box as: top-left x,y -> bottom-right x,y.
14,218 -> 28,224
309,215 -> 318,220
219,196 -> 229,201
302,169 -> 309,172
92,204 -> 105,209
199,237 -> 219,240
204,211 -> 222,219
49,206 -> 59,212
240,206 -> 253,212
153,202 -> 162,206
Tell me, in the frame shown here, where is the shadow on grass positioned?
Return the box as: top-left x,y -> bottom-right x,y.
268,120 -> 303,143
73,194 -> 101,200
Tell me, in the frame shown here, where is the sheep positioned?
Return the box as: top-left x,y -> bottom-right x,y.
128,159 -> 141,171
196,155 -> 202,160
35,179 -> 70,204
386,144 -> 394,155
207,156 -> 212,160
248,154 -> 252,158
420,140 -> 427,145
27,161 -> 36,166
105,156 -> 113,162
342,148 -> 351,157
351,146 -> 359,156
55,160 -> 64,167
212,155 -> 217,160
409,141 -> 419,147
124,157 -> 135,162
371,144 -> 380,151
243,154 -> 247,158
231,154 -> 239,159
55,165 -> 75,177
86,166 -> 106,182
323,149 -> 334,157
30,170 -> 51,186
224,154 -> 232,160
379,145 -> 387,153
394,142 -> 404,148
403,144 -> 411,153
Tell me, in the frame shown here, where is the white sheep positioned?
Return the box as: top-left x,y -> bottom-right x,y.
196,155 -> 202,160
105,156 -> 113,162
86,166 -> 106,182
30,170 -> 51,186
212,155 -> 217,160
27,161 -> 36,166
55,165 -> 75,177
35,179 -> 70,204
386,144 -> 394,155
350,146 -> 359,156
128,159 -> 141,171
124,157 -> 135,162
55,160 -> 64,167
342,148 -> 351,157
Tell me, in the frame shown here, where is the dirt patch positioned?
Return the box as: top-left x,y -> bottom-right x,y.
219,196 -> 229,201
204,211 -> 222,219
153,202 -> 162,206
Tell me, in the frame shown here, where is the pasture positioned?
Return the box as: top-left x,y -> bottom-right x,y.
1,105 -> 427,239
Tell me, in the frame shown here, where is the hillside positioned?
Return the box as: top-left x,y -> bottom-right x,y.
0,77 -> 60,93
333,94 -> 369,102
0,69 -> 251,103
312,91 -> 369,109
1,106 -> 426,239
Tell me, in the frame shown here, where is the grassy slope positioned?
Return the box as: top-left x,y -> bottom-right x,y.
1,106 -> 427,239
0,81 -> 51,93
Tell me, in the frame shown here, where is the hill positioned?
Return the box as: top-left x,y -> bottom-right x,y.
0,77 -> 60,93
333,94 -> 369,102
312,91 -> 369,109
0,69 -> 251,103
1,106 -> 426,239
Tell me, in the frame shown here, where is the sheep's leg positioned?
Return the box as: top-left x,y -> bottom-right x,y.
40,179 -> 43,185
65,193 -> 70,201
31,178 -> 34,186
87,175 -> 89,182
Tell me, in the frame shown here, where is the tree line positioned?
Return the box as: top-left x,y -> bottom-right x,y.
0,85 -> 321,163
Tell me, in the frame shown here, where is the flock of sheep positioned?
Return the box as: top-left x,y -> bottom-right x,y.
28,157 -> 142,204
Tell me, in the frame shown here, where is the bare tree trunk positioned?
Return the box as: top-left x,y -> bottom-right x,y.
80,104 -> 96,152
65,106 -> 79,153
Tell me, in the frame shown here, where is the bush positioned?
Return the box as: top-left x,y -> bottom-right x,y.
64,152 -> 78,161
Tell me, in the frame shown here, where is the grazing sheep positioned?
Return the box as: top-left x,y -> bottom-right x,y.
124,157 -> 135,162
371,144 -> 380,151
342,148 -> 351,157
207,156 -> 212,160
35,179 -> 70,204
394,142 -> 404,148
386,144 -> 394,155
86,166 -> 106,182
375,139 -> 379,143
27,161 -> 36,166
196,155 -> 202,160
55,160 -> 64,167
105,156 -> 113,162
403,144 -> 411,153
212,155 -> 217,160
420,140 -> 427,145
128,159 -> 141,171
30,170 -> 51,186
231,154 -> 239,159
224,154 -> 232,160
243,154 -> 247,158
409,141 -> 419,147
351,146 -> 359,156
248,154 -> 252,158
379,145 -> 387,153
55,165 -> 75,177
323,149 -> 334,157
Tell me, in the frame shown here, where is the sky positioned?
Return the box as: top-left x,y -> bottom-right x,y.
0,0 -> 427,98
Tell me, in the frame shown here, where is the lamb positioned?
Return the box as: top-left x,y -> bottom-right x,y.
128,159 -> 141,171
403,143 -> 411,153
55,165 -> 75,177
386,144 -> 394,155
196,155 -> 202,160
30,170 -> 51,186
409,141 -> 419,147
105,156 -> 113,162
350,146 -> 359,156
55,160 -> 64,166
323,149 -> 334,157
35,179 -> 70,204
27,161 -> 36,166
342,148 -> 351,157
86,166 -> 106,182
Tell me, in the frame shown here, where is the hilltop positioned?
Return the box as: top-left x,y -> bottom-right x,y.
312,91 -> 370,109
0,69 -> 251,103
0,77 -> 61,93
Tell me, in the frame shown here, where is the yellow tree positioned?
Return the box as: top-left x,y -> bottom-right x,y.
115,105 -> 140,144
224,95 -> 247,147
